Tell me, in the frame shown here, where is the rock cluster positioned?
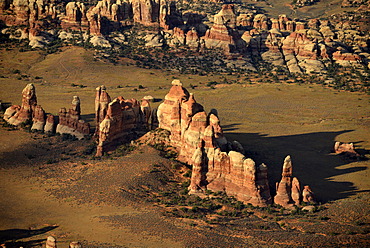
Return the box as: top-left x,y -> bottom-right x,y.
56,96 -> 90,139
1,1 -> 369,72
155,81 -> 319,207
95,85 -> 151,156
274,156 -> 315,208
157,80 -> 271,206
3,84 -> 90,139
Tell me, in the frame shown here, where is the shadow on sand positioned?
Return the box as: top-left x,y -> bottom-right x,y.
225,130 -> 369,203
0,226 -> 58,246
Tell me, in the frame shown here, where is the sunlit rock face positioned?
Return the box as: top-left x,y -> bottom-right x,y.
95,86 -> 151,157
202,4 -> 246,53
4,83 -> 37,126
56,96 -> 90,139
157,80 -> 272,207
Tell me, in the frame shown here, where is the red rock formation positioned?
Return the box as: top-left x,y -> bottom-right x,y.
4,83 -> 37,126
3,105 -> 21,122
253,14 -> 269,30
186,27 -> 200,48
157,80 -> 271,206
44,114 -> 55,133
334,141 -> 360,158
295,22 -> 306,31
31,105 -> 45,131
61,1 -> 88,31
46,236 -> 56,248
274,155 -> 295,208
237,13 -> 253,27
332,50 -> 362,65
302,185 -> 315,204
69,241 -> 82,248
282,32 -> 318,59
141,98 -> 152,129
56,96 -> 90,139
202,4 -> 244,53
171,27 -> 186,45
274,156 -> 316,208
95,87 -> 151,156
95,85 -> 111,128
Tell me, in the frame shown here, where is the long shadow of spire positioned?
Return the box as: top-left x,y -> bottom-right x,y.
225,130 -> 368,202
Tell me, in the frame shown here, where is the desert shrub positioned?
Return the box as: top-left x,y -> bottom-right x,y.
61,133 -> 78,141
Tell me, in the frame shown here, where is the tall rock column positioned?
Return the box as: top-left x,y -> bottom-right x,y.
4,83 -> 37,126
95,85 -> 111,129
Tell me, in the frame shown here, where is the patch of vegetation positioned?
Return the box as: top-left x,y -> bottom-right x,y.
61,133 -> 78,141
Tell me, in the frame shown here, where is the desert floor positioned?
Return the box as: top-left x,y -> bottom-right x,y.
0,47 -> 369,247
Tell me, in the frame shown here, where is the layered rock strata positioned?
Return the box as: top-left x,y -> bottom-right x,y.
4,83 -> 37,126
202,4 -> 245,53
45,236 -> 56,248
56,96 -> 90,139
157,80 -> 271,206
95,86 -> 151,156
274,156 -> 315,208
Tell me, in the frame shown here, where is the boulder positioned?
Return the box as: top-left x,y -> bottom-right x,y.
69,242 -> 82,248
334,141 -> 360,158
302,185 -> 316,204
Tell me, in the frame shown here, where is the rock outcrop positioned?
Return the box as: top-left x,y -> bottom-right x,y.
274,156 -> 296,208
56,96 -> 90,139
334,141 -> 361,158
4,83 -> 37,126
302,185 -> 316,204
95,86 -> 151,156
3,84 -> 91,137
44,114 -> 56,133
157,80 -> 271,206
31,104 -> 46,131
1,1 -> 369,74
202,4 -> 245,53
274,156 -> 316,208
45,236 -> 56,248
69,241 -> 82,248
95,85 -> 111,129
